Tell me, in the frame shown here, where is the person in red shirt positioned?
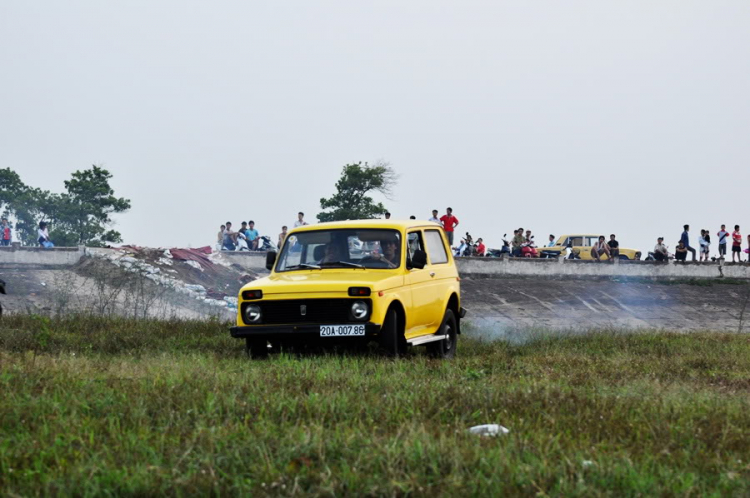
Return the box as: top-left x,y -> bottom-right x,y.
732,225 -> 742,263
439,207 -> 459,246
476,238 -> 486,256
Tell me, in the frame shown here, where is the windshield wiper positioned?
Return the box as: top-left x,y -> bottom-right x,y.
320,261 -> 365,269
284,263 -> 321,270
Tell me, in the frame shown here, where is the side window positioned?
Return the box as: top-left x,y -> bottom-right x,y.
424,230 -> 448,264
569,236 -> 583,247
407,231 -> 425,262
585,237 -> 599,247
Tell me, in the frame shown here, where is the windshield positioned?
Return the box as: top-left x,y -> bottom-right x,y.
276,228 -> 403,272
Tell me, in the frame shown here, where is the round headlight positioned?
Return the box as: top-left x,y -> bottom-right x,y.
244,304 -> 262,324
351,301 -> 368,321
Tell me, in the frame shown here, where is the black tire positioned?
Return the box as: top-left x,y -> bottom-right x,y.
378,308 -> 405,357
245,338 -> 269,359
619,255 -> 630,261
428,309 -> 458,359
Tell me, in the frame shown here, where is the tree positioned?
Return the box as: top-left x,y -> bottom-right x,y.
53,166 -> 132,246
0,166 -> 131,247
317,161 -> 398,222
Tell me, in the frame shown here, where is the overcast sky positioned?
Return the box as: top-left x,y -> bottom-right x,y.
2,1 -> 749,254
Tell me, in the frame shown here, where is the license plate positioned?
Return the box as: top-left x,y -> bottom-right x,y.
320,324 -> 366,337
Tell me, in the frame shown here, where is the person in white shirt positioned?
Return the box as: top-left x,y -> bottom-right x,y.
38,221 -> 54,248
591,235 -> 610,262
428,209 -> 440,223
294,212 -> 308,228
653,237 -> 668,261
699,229 -> 710,262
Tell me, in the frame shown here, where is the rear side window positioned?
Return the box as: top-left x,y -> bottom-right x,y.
425,230 -> 448,264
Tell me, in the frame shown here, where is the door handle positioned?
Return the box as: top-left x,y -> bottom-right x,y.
429,272 -> 436,277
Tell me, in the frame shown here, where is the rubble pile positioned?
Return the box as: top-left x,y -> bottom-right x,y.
88,246 -> 258,313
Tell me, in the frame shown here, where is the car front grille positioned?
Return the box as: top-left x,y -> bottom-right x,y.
242,298 -> 372,325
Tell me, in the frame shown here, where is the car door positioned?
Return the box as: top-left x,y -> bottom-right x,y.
422,228 -> 455,325
404,230 -> 438,336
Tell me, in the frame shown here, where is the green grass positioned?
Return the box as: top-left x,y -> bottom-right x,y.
1,315 -> 750,496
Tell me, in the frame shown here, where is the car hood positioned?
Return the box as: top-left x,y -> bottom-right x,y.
243,271 -> 404,295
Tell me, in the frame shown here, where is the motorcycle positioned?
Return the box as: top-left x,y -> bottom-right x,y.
256,235 -> 277,252
519,236 -> 539,258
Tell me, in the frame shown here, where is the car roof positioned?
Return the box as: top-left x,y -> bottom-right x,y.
290,219 -> 441,233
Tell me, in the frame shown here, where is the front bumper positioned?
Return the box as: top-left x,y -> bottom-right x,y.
230,322 -> 382,341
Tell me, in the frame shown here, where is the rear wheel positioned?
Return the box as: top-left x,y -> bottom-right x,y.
619,254 -> 630,261
378,308 -> 405,357
428,309 -> 458,359
245,338 -> 269,359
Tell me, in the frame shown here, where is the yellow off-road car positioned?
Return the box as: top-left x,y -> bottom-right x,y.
230,220 -> 466,358
544,234 -> 642,261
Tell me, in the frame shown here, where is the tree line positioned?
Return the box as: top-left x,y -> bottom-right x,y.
0,160 -> 395,247
0,166 -> 131,247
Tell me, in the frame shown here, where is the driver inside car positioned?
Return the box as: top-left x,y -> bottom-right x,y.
371,237 -> 400,268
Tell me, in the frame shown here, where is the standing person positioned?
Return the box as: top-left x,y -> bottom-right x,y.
732,225 -> 742,263
547,234 -> 555,247
1,218 -> 11,246
608,234 -> 620,260
278,226 -> 288,249
680,225 -> 697,262
428,210 -> 440,223
439,207 -> 459,246
653,237 -> 669,262
38,222 -> 54,248
699,229 -> 710,262
591,236 -> 611,262
476,238 -> 486,256
246,221 -> 260,250
216,224 -> 226,252
717,224 -> 729,259
294,212 -> 308,228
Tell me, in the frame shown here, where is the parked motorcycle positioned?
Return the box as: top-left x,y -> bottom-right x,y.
520,238 -> 539,258
256,235 -> 277,252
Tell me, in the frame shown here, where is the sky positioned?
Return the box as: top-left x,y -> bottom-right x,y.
2,1 -> 749,255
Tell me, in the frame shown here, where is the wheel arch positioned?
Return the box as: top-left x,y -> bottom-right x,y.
384,299 -> 406,335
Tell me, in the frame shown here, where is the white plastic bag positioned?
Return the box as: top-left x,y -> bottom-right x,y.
468,424 -> 510,437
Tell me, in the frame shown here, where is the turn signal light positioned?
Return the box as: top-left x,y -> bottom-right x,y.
348,287 -> 371,297
242,290 -> 263,300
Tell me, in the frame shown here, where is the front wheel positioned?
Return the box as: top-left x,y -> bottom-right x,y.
619,254 -> 630,261
428,309 -> 458,359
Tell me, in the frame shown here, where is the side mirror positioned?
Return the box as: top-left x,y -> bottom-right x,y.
265,251 -> 277,271
408,249 -> 427,270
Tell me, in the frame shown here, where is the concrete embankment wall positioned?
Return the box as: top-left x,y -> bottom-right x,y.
3,247 -> 750,333
457,256 -> 750,279
0,246 -> 86,267
3,247 -> 750,279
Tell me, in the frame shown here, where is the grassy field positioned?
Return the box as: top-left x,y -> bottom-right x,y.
1,315 -> 750,496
